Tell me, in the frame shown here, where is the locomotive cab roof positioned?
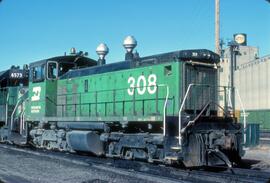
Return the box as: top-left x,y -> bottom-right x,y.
29,55 -> 97,68
29,54 -> 97,82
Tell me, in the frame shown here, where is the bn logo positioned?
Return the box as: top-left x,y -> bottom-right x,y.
31,86 -> 41,101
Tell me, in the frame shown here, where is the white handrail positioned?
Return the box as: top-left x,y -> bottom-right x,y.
178,83 -> 219,145
10,92 -> 28,131
5,92 -> 9,126
10,100 -> 22,131
20,110 -> 26,135
162,85 -> 169,136
227,88 -> 233,108
178,84 -> 194,145
22,110 -> 26,131
235,88 -> 247,144
154,84 -> 170,136
178,84 -> 246,146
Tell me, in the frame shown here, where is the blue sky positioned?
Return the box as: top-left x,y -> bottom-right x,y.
0,0 -> 269,69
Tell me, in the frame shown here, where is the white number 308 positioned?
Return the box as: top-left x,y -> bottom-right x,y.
127,74 -> 157,96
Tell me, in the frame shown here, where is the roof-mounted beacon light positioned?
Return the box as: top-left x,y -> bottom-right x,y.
70,47 -> 76,55
123,36 -> 137,61
96,43 -> 109,65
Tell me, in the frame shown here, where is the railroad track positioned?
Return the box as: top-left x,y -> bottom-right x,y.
0,143 -> 269,183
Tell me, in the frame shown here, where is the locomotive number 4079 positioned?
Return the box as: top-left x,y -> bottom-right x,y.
127,74 -> 157,96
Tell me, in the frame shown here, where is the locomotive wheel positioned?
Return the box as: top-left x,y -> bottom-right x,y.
183,134 -> 206,167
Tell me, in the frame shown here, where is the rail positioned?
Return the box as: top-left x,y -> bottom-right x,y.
180,101 -> 229,134
5,92 -> 9,125
20,104 -> 27,135
178,84 -> 211,145
158,84 -> 169,136
235,88 -> 247,144
45,85 -> 171,136
45,85 -> 172,121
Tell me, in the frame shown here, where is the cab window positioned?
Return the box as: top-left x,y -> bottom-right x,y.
59,62 -> 75,77
47,62 -> 58,79
31,65 -> 45,82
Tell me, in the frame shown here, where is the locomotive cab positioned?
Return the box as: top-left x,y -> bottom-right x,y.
31,55 -> 97,81
27,52 -> 97,120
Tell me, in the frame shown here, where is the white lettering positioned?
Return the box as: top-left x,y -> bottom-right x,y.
127,74 -> 157,96
137,75 -> 147,95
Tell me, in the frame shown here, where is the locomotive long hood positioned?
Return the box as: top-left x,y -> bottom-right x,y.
60,49 -> 220,80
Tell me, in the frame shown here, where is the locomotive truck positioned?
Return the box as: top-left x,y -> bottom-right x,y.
0,36 -> 244,167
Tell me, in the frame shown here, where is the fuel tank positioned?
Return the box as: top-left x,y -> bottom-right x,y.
66,131 -> 104,155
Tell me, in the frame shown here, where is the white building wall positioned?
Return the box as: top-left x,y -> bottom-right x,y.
235,55 -> 270,110
219,44 -> 270,112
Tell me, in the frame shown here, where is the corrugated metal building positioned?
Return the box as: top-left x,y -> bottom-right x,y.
219,35 -> 270,130
235,55 -> 270,129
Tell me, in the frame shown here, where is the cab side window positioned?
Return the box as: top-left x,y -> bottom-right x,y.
59,63 -> 75,77
31,65 -> 45,82
47,62 -> 58,79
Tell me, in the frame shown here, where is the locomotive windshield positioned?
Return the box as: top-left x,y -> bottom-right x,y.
31,64 -> 45,82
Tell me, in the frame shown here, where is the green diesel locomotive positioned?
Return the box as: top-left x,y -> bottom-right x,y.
0,36 -> 244,167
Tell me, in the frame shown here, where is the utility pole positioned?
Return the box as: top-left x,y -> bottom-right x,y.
215,0 -> 221,55
215,0 -> 222,117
